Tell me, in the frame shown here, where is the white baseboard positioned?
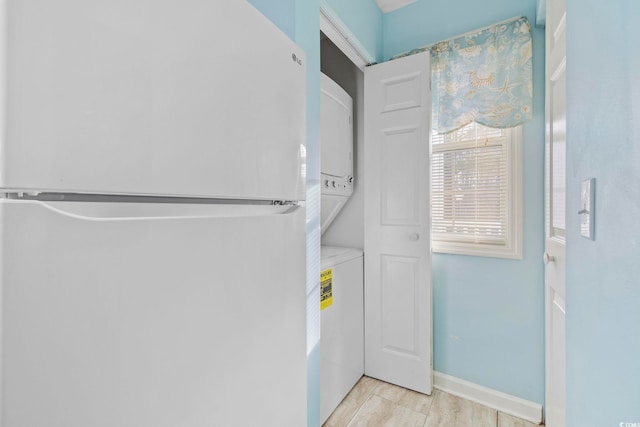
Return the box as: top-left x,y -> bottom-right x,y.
433,371 -> 543,425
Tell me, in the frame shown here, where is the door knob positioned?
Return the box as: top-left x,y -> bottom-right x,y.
543,252 -> 555,264
410,233 -> 420,241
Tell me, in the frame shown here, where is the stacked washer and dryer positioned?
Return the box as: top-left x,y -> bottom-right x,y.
319,73 -> 364,424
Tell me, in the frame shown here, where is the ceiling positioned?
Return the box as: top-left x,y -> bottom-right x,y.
375,0 -> 417,13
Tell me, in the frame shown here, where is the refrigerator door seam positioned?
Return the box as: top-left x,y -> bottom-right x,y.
1,192 -> 300,206
0,199 -> 302,222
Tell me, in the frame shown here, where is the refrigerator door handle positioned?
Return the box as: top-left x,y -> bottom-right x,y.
10,200 -> 302,222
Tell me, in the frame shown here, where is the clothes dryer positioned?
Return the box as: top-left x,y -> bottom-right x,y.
320,73 -> 353,235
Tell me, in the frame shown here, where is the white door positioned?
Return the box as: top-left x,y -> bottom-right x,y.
545,0 -> 567,424
0,200 -> 307,427
364,51 -> 432,394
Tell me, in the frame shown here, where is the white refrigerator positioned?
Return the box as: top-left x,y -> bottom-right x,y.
0,1 -> 307,426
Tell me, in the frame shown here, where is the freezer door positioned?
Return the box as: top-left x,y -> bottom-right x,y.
2,0 -> 305,200
0,200 -> 306,427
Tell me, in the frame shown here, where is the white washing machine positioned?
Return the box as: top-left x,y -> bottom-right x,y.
320,246 -> 364,424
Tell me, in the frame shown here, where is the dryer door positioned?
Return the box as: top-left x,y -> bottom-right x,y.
321,73 -> 353,181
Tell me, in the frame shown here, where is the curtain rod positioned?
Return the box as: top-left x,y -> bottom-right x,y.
436,15 -> 522,45
399,15 -> 523,56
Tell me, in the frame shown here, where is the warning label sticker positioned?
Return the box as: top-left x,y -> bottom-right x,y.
320,268 -> 333,311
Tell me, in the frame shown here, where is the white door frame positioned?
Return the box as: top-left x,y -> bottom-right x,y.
319,4 -> 373,71
544,0 -> 567,424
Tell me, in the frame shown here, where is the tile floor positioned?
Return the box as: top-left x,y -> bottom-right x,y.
322,376 -> 543,427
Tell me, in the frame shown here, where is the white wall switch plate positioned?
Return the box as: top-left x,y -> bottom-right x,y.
579,178 -> 595,239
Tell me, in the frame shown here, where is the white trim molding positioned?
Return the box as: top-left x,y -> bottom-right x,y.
536,0 -> 546,27
433,372 -> 543,424
375,0 -> 417,14
319,1 -> 375,70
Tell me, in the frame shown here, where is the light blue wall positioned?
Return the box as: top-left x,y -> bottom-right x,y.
323,0 -> 383,62
566,1 -> 640,424
246,1 -> 322,426
384,0 -> 545,404
246,0 -> 296,39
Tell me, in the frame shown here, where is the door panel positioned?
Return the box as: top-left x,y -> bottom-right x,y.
381,255 -> 421,356
550,63 -> 567,238
381,73 -> 422,112
545,0 -> 567,424
547,289 -> 567,424
0,200 -> 307,427
381,127 -> 422,225
364,51 -> 432,394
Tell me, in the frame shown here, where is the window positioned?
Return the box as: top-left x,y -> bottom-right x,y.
431,122 -> 522,259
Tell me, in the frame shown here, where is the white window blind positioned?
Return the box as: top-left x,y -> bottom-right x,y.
431,122 -> 522,258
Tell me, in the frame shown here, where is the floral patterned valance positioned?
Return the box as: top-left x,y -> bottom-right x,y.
432,17 -> 532,133
394,17 -> 533,134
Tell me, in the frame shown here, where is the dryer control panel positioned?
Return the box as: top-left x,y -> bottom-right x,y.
322,173 -> 353,196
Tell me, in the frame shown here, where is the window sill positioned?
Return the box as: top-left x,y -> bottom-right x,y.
432,240 -> 523,260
